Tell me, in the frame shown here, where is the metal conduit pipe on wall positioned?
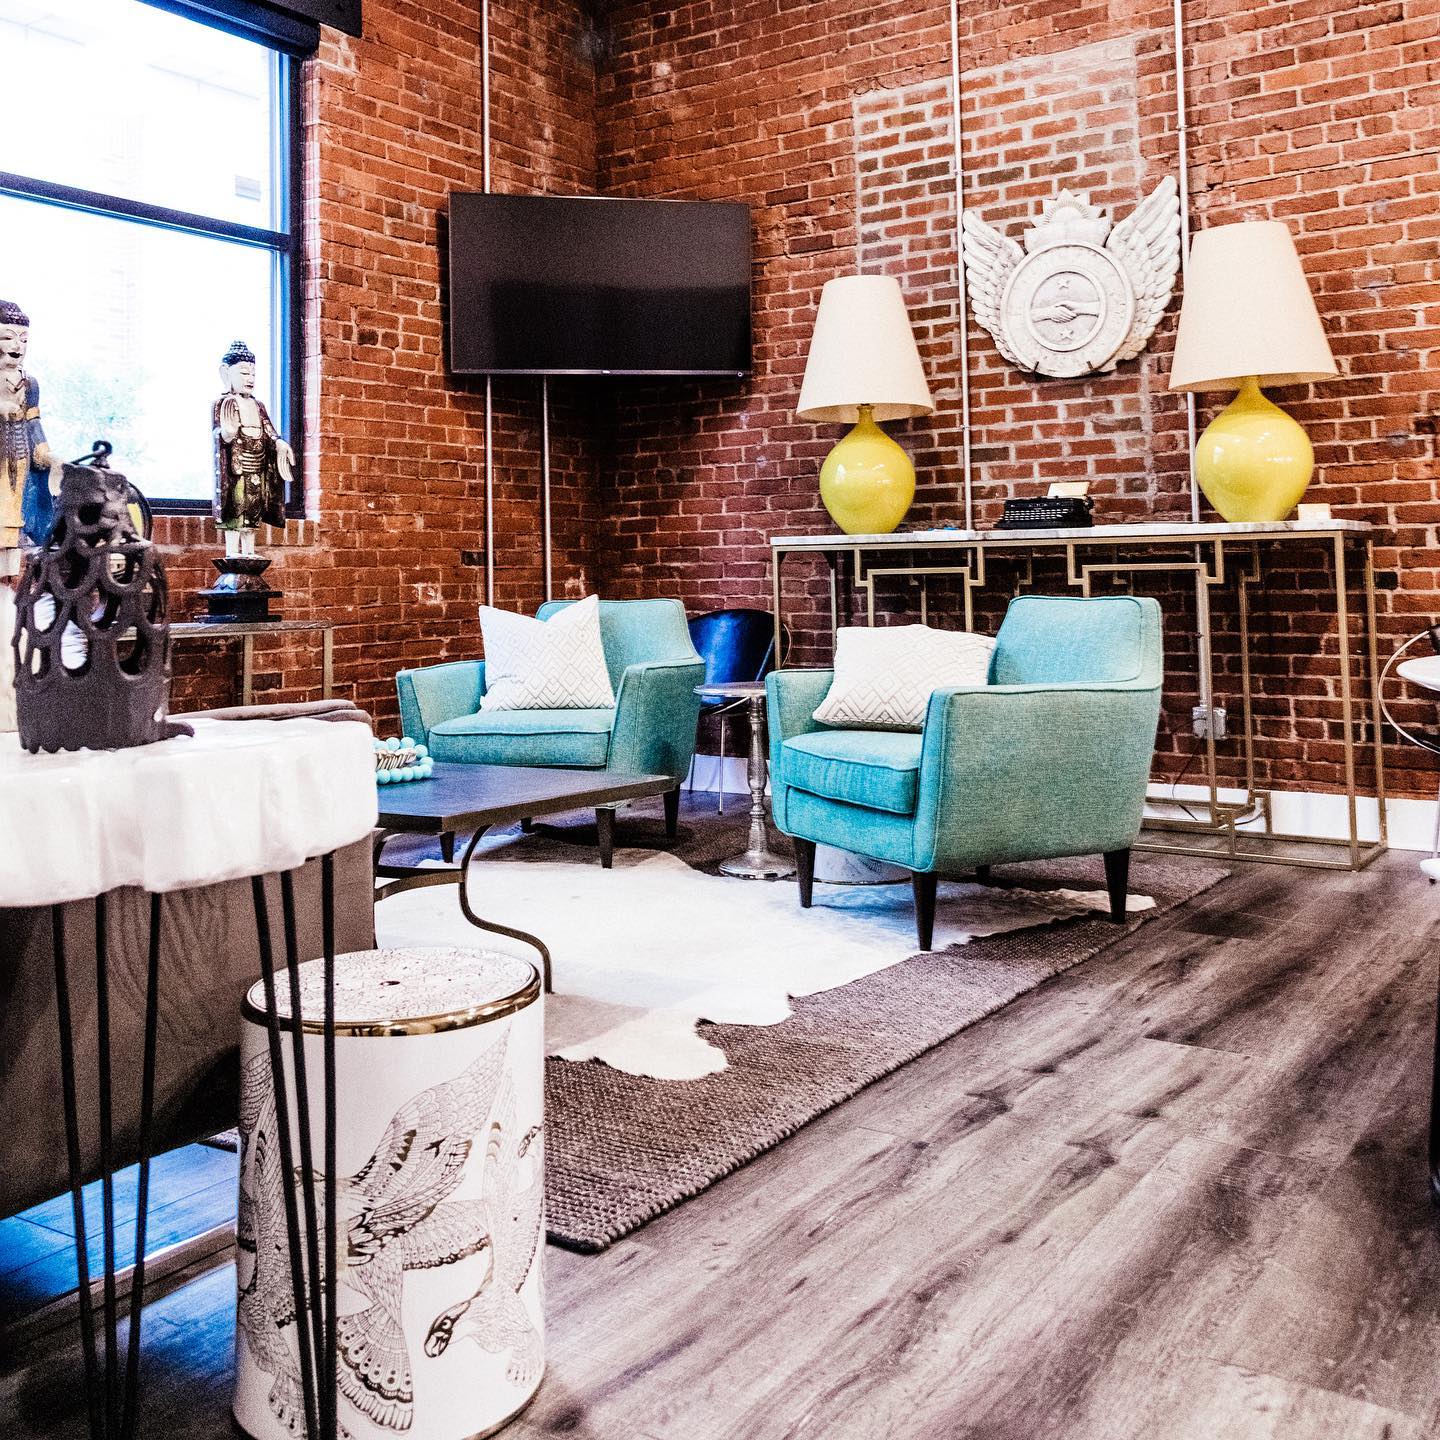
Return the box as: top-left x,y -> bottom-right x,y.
480,0 -> 495,607
1169,0 -> 1211,706
479,0 -> 554,606
541,376 -> 553,601
946,0 -> 1200,528
948,0 -> 976,530
1172,0 -> 1199,522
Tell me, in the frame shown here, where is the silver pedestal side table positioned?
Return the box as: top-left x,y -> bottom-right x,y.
695,680 -> 795,880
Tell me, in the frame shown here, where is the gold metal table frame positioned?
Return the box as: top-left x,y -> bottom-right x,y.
770,520 -> 1387,872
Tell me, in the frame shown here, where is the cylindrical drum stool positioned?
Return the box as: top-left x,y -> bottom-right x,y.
234,947 -> 545,1440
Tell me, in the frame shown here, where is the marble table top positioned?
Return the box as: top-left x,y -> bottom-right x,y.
771,518 -> 1376,548
0,715 -> 377,907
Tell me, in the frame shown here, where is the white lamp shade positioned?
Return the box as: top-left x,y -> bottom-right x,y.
797,274 -> 935,422
1168,220 -> 1338,392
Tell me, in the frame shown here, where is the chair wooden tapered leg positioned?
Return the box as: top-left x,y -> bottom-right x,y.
597,808 -> 616,869
912,871 -> 938,951
975,864 -> 992,884
663,785 -> 680,839
794,838 -> 816,908
520,818 -> 535,834
1103,848 -> 1130,923
440,831 -> 455,864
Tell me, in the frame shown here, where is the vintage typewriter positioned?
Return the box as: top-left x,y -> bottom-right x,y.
994,484 -> 1095,530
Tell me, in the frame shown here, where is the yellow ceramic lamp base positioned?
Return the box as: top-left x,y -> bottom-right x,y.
819,405 -> 915,535
1195,376 -> 1314,523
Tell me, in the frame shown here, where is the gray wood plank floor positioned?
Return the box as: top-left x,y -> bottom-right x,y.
3,846 -> 1438,1439
0,1145 -> 238,1324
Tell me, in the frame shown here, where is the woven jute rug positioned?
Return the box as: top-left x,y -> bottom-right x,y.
543,850 -> 1226,1251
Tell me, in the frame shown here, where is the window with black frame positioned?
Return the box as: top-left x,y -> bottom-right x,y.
0,0 -> 301,515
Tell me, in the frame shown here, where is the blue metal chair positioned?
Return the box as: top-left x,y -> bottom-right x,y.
687,608 -> 785,812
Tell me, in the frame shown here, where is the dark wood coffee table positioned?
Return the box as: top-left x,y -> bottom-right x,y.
373,763 -> 675,990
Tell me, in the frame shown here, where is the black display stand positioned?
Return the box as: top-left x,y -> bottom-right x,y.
198,555 -> 283,624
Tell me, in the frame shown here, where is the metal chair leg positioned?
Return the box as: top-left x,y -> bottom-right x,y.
717,713 -> 726,815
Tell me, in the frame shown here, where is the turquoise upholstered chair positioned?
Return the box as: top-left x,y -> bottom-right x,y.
396,599 -> 705,860
766,595 -> 1163,948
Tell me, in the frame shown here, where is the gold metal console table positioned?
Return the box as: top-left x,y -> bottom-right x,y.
770,520 -> 1387,871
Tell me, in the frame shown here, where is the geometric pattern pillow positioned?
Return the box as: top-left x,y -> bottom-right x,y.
813,623 -> 995,731
478,593 -> 616,711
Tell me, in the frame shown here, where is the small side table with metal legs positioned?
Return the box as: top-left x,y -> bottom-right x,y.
1391,652 -> 1440,884
0,720 -> 375,1440
1382,646 -> 1440,1205
695,680 -> 795,880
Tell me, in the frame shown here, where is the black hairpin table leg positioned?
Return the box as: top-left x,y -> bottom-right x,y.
50,890 -> 165,1440
123,894 -> 163,1435
52,903 -> 103,1440
252,858 -> 340,1440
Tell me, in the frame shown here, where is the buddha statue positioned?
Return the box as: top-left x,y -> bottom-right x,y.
201,340 -> 294,622
212,339 -> 294,557
0,299 -> 62,577
1,298 -> 62,730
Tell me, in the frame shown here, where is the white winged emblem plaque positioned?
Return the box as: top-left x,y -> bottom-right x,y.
960,177 -> 1181,378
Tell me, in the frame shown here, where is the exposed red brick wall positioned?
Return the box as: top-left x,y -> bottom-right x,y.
593,0 -> 1440,800
160,0 -> 605,724
152,0 -> 1437,806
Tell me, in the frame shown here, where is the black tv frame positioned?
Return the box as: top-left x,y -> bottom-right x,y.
446,192 -> 753,379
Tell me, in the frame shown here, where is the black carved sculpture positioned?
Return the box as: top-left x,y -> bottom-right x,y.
198,553 -> 282,624
12,453 -> 191,752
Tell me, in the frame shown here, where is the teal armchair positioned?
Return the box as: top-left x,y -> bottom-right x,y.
766,595 -> 1163,948
397,598 -> 705,859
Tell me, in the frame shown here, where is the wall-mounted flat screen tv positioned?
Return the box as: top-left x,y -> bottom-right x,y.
448,193 -> 752,377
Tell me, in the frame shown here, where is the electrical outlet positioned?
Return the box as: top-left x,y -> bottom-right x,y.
1192,704 -> 1228,740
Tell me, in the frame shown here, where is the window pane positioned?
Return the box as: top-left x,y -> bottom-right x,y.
0,0 -> 282,230
3,195 -> 281,504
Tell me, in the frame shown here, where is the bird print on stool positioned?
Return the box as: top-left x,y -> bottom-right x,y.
422,1076 -> 544,1386
237,1059 -> 308,1434
236,1033 -> 543,1436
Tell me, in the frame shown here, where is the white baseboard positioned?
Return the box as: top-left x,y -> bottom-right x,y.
1146,781 -> 1439,854
695,753 -> 1438,854
688,754 -> 751,797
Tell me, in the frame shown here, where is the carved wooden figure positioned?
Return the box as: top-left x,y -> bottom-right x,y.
0,298 -> 63,571
1,298 -> 64,730
213,339 -> 294,557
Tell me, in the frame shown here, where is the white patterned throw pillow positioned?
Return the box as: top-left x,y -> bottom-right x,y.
479,594 -> 616,711
813,624 -> 995,730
